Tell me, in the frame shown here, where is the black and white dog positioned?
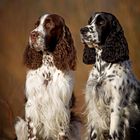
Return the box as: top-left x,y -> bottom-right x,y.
80,12 -> 140,140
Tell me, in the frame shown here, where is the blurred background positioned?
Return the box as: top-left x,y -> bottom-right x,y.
0,0 -> 140,139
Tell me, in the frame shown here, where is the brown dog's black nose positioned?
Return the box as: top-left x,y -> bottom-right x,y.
80,27 -> 89,34
30,31 -> 39,39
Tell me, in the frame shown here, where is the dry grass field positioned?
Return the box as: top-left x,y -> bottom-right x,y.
0,0 -> 140,139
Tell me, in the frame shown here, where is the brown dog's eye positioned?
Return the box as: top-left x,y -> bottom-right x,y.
45,22 -> 51,27
44,18 -> 54,29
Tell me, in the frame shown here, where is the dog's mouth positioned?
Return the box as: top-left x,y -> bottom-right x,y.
29,36 -> 45,51
80,33 -> 90,43
80,34 -> 100,49
31,43 -> 45,51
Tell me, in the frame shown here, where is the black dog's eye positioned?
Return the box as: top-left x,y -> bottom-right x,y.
98,20 -> 105,25
96,15 -> 105,26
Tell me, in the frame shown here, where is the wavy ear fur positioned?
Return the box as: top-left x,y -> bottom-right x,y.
23,45 -> 43,69
53,26 -> 76,71
101,20 -> 129,63
83,45 -> 96,64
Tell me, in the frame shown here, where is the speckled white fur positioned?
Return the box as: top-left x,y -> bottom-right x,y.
15,54 -> 75,139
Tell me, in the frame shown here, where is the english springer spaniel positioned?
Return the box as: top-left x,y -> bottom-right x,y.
15,13 -> 81,140
80,12 -> 140,140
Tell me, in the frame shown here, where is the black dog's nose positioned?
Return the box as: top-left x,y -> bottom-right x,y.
80,27 -> 89,34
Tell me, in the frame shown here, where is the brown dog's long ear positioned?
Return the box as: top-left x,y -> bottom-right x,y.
101,17 -> 129,63
53,25 -> 76,71
83,45 -> 96,64
23,45 -> 43,69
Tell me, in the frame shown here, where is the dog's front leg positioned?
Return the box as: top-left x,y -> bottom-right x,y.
109,88 -> 125,140
25,98 -> 39,140
85,79 -> 99,140
26,117 -> 37,140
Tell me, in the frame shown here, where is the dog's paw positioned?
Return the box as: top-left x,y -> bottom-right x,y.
108,130 -> 124,140
88,127 -> 98,140
58,132 -> 69,140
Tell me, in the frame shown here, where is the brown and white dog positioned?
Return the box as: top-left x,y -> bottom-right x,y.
15,13 -> 81,140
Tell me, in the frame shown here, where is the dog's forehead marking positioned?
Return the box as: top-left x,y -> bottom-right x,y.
91,14 -> 100,24
34,14 -> 49,34
40,14 -> 49,25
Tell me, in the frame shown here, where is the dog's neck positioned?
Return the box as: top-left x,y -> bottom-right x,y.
94,47 -> 111,75
94,47 -> 131,75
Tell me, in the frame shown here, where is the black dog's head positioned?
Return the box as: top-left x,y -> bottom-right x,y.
80,12 -> 129,64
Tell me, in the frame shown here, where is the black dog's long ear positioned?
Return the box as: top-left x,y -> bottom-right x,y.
101,18 -> 129,63
83,45 -> 96,64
